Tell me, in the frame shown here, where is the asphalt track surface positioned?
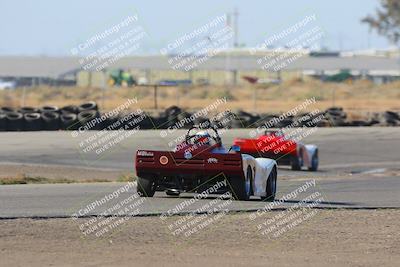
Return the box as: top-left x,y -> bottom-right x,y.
0,127 -> 399,218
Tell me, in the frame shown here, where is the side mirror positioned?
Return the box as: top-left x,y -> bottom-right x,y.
230,145 -> 241,153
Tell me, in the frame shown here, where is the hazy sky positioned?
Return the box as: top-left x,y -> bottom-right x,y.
0,0 -> 393,56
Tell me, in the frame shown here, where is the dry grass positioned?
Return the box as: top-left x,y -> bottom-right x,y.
1,79 -> 399,114
0,173 -> 110,185
117,173 -> 137,182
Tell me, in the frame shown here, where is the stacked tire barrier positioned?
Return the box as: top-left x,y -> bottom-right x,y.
0,102 -> 94,132
0,103 -> 399,131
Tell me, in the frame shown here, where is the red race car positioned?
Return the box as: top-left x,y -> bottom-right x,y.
233,130 -> 319,171
135,125 -> 278,201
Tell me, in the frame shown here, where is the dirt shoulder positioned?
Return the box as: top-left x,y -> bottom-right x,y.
1,210 -> 399,267
0,163 -> 132,183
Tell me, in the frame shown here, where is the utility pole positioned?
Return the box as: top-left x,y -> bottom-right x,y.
154,85 -> 158,110
225,13 -> 232,86
233,8 -> 239,48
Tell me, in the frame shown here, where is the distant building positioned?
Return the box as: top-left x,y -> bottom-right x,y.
0,49 -> 399,87
0,56 -> 78,87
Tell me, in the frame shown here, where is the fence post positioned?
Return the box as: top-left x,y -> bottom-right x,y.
154,85 -> 158,110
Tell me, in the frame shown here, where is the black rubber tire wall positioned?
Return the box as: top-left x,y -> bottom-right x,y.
41,106 -> 59,114
61,105 -> 79,114
19,106 -> 39,114
78,102 -> 98,112
6,112 -> 24,131
24,113 -> 42,131
0,113 -> 6,131
77,110 -> 100,130
61,113 -> 78,130
42,112 -> 60,130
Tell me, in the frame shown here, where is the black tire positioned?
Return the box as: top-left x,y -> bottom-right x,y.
140,115 -> 153,130
276,118 -> 293,128
326,113 -> 346,127
19,106 -> 39,114
194,117 -> 210,129
156,116 -> 169,129
165,106 -> 181,117
60,113 -> 78,130
262,167 -> 277,201
326,107 -> 343,113
0,113 -> 6,131
384,111 -> 400,121
61,105 -> 79,114
230,166 -> 252,201
291,154 -> 302,170
77,110 -> 100,130
177,112 -> 193,129
316,119 -> 330,127
24,113 -> 42,131
308,150 -> 319,171
40,105 -> 59,113
78,101 -> 98,112
137,177 -> 156,197
42,112 -> 60,130
0,107 -> 14,113
6,112 -> 24,131
230,118 -> 243,129
219,111 -> 236,128
104,114 -> 120,130
116,112 -> 129,129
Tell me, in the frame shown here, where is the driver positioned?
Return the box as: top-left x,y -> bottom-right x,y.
188,129 -> 228,153
265,130 -> 284,137
194,131 -> 212,146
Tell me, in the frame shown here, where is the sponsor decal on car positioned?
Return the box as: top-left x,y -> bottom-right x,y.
137,151 -> 154,157
207,158 -> 218,163
184,151 -> 192,159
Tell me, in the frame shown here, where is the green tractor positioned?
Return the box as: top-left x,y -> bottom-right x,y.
325,70 -> 353,83
108,69 -> 136,87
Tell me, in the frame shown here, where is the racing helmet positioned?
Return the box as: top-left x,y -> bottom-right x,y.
265,130 -> 284,137
194,131 -> 211,146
